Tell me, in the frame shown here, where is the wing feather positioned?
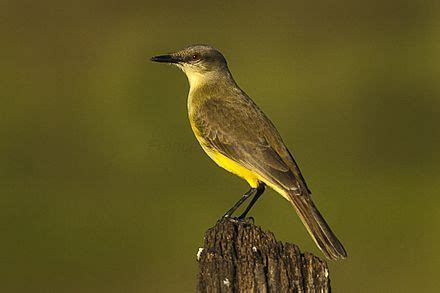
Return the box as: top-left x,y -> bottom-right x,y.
192,97 -> 309,194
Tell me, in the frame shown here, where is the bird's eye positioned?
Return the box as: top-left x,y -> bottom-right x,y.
192,54 -> 199,60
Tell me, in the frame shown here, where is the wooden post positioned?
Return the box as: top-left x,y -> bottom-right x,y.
197,219 -> 330,292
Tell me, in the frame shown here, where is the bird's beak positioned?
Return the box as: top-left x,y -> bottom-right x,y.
150,54 -> 181,63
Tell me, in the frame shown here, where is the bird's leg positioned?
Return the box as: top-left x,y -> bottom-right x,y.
237,183 -> 266,220
223,188 -> 256,218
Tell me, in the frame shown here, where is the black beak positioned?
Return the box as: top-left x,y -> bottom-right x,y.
150,54 -> 181,63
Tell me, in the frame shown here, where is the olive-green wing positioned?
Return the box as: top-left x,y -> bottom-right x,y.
193,96 -> 310,194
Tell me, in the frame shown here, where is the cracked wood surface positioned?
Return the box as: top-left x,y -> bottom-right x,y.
197,219 -> 330,293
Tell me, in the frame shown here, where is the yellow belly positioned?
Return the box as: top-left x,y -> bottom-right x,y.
191,131 -> 291,201
202,146 -> 260,188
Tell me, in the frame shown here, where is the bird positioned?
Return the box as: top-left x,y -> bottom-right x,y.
151,45 -> 347,260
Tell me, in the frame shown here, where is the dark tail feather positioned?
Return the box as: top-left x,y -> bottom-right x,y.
288,191 -> 347,260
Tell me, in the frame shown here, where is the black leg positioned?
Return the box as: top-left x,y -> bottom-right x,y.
238,184 -> 265,219
223,187 -> 256,218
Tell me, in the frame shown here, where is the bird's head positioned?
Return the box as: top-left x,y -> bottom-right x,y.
151,45 -> 230,88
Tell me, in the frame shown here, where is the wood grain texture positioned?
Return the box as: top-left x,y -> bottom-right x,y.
197,219 -> 330,293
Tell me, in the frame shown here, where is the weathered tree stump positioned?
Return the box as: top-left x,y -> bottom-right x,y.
197,219 -> 330,292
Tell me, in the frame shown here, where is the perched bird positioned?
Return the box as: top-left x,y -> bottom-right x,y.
151,45 -> 347,260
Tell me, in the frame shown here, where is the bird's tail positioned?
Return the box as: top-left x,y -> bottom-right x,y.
287,190 -> 347,260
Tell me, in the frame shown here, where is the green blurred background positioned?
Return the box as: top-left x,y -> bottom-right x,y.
1,0 -> 439,292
